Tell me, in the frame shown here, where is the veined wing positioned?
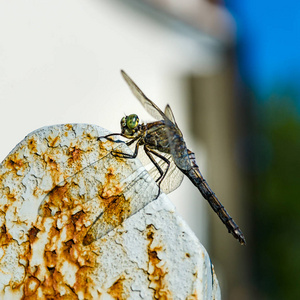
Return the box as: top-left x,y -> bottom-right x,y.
38,141 -> 159,244
133,144 -> 184,194
121,70 -> 181,137
121,70 -> 169,122
38,147 -> 116,217
149,153 -> 184,194
164,104 -> 183,137
162,104 -> 191,171
121,70 -> 190,172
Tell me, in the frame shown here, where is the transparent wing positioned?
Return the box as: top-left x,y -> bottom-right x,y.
163,106 -> 191,171
148,153 -> 184,194
38,156 -> 108,217
122,70 -> 191,171
83,168 -> 158,245
128,141 -> 184,194
38,140 -> 161,244
121,70 -> 168,121
164,104 -> 182,136
38,143 -> 142,217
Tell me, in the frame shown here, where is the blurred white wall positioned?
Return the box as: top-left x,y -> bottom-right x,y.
0,0 -> 227,245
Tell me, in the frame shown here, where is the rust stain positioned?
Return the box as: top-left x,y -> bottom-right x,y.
0,124 -> 147,298
101,167 -> 123,198
107,275 -> 128,300
24,276 -> 40,297
74,266 -> 98,299
83,194 -> 131,246
68,147 -> 82,162
40,268 -> 76,299
48,135 -> 60,148
187,293 -> 199,300
102,195 -> 131,225
4,154 -> 26,172
28,226 -> 40,244
45,155 -> 58,170
65,124 -> 73,131
39,183 -> 69,217
146,225 -> 171,300
81,164 -> 132,245
0,224 -> 12,245
6,189 -> 17,204
71,210 -> 85,224
27,138 -> 38,154
44,250 -> 57,268
20,209 -> 98,299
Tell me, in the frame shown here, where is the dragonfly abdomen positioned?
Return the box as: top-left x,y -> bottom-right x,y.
181,150 -> 246,245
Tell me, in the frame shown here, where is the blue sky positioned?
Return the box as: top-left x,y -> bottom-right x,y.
225,1 -> 300,100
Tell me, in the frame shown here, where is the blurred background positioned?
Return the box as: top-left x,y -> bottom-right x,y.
0,0 -> 299,299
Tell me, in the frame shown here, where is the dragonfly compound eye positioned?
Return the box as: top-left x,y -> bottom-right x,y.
126,114 -> 139,130
120,117 -> 127,129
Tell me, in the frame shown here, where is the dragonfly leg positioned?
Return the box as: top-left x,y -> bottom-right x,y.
125,136 -> 140,147
97,133 -> 127,143
144,146 -> 170,197
111,138 -> 141,159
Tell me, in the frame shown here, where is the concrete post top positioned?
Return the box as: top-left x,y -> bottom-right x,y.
0,123 -> 220,299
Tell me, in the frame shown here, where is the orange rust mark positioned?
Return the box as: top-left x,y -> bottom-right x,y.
82,231 -> 95,246
28,138 -> 38,154
73,266 -> 95,298
83,194 -> 131,245
83,162 -> 137,245
105,167 -> 115,182
46,156 -> 58,170
65,240 -> 84,265
65,124 -> 73,131
71,242 -> 96,268
187,293 -> 199,300
71,210 -> 85,224
28,226 -> 40,244
0,127 -> 131,299
22,211 -> 97,298
23,260 -> 79,299
68,146 -> 82,162
186,253 -> 191,258
0,224 -> 12,245
41,268 -> 72,299
48,135 -> 60,147
146,225 -> 170,300
40,183 -> 69,217
70,211 -> 89,244
107,276 -> 127,300
65,146 -> 84,176
44,227 -> 60,251
45,250 -> 57,268
61,236 -> 84,265
40,229 -> 96,298
24,276 -> 40,297
101,167 -> 123,198
4,154 -> 26,171
4,188 -> 17,204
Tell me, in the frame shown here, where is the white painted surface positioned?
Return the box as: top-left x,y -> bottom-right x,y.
0,124 -> 221,299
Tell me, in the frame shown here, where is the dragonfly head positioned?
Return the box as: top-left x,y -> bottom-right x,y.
121,114 -> 140,136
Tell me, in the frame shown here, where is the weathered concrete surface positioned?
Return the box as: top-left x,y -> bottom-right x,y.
0,123 -> 220,299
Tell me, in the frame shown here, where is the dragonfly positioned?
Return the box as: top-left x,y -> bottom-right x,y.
103,70 -> 246,245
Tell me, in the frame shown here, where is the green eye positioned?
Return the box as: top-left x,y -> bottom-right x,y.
126,114 -> 139,129
121,117 -> 126,128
